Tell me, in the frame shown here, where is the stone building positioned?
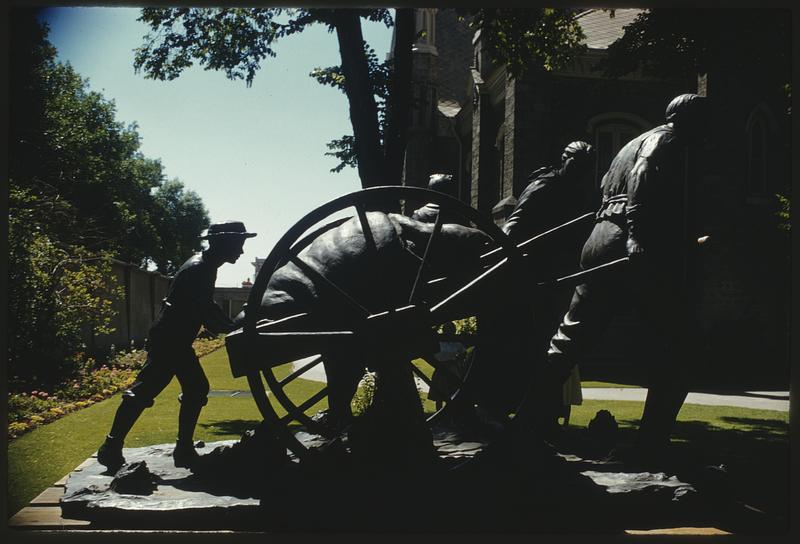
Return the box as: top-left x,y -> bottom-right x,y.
400,7 -> 474,202
401,8 -> 790,387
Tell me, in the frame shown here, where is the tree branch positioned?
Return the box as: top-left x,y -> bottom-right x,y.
382,8 -> 414,187
332,10 -> 385,187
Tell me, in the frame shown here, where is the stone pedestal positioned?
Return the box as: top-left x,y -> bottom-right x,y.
58,427 -> 765,533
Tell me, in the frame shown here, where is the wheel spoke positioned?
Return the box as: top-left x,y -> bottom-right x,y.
238,186 -> 526,460
246,372 -> 276,425
408,212 -> 444,304
279,355 -> 324,386
410,363 -> 433,387
246,372 -> 308,458
280,386 -> 329,423
289,255 -> 370,317
429,257 -> 508,318
355,203 -> 378,254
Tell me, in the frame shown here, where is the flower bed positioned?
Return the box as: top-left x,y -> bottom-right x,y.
7,335 -> 226,439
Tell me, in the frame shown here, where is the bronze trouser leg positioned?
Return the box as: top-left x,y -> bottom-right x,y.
108,352 -> 172,442
638,386 -> 688,448
324,351 -> 365,422
474,302 -> 534,416
174,351 -> 210,444
177,399 -> 206,444
547,219 -> 627,383
107,397 -> 148,442
373,358 -> 426,424
546,280 -> 617,382
372,358 -> 433,454
636,286 -> 694,448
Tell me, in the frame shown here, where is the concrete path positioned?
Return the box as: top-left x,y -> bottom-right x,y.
581,388 -> 789,412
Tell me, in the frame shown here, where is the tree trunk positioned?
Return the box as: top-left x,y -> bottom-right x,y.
333,11 -> 386,188
383,8 -> 414,186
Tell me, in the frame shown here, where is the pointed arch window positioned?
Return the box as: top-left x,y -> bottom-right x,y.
587,112 -> 652,189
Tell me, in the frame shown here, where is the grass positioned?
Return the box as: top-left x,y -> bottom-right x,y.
7,349 -> 790,520
568,399 -> 789,433
581,381 -> 638,388
6,347 -> 321,517
566,399 -> 790,520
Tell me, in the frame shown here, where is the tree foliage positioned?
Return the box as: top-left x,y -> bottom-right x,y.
776,194 -> 790,232
466,8 -> 586,77
10,10 -> 209,272
134,7 -> 401,187
151,179 -> 210,273
8,188 -> 120,389
596,9 -> 791,88
132,7 -> 588,185
8,10 -> 210,389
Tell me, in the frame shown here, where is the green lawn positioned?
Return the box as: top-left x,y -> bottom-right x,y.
581,381 -> 639,388
568,399 -> 789,433
6,348 -> 320,517
7,348 -> 790,519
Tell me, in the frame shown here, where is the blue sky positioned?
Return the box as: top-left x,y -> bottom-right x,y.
38,7 -> 394,287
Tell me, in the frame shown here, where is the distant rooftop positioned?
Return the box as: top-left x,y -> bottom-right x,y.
577,8 -> 645,50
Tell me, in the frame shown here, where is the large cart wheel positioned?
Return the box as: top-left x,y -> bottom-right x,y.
236,186 -> 525,461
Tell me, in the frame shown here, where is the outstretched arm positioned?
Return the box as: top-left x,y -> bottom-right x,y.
625,154 -> 655,258
201,299 -> 238,335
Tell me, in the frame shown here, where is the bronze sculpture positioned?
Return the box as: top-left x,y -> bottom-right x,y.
411,173 -> 457,223
225,186 -> 626,463
499,141 -> 596,426
97,221 -> 257,471
541,93 -> 711,449
502,141 -> 596,243
246,200 -> 490,464
94,99 -> 708,471
472,142 -> 596,421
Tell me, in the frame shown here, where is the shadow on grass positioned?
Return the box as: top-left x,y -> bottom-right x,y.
718,416 -> 789,433
590,415 -> 789,522
674,419 -> 789,523
610,414 -> 787,443
671,419 -> 788,448
200,419 -> 262,437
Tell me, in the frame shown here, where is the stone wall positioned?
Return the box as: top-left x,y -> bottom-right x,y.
91,260 -> 170,354
90,262 -> 254,355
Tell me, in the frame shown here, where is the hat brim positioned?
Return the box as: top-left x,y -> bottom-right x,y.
199,232 -> 257,240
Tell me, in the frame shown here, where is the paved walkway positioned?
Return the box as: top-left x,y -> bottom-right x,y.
581,388 -> 789,412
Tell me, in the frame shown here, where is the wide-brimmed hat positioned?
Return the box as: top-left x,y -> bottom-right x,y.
199,221 -> 257,240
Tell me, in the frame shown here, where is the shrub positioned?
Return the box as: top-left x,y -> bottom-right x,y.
776,193 -> 790,232
7,197 -> 122,391
7,335 -> 226,439
436,317 -> 478,335
351,372 -> 377,416
193,333 -> 227,358
108,345 -> 148,371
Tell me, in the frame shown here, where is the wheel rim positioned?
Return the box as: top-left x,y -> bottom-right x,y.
237,186 -> 525,461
